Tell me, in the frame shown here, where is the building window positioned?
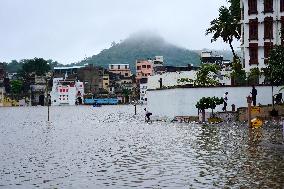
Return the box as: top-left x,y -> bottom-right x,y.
249,43 -> 258,65
264,42 -> 273,64
118,65 -> 120,69
249,19 -> 258,40
248,0 -> 258,15
264,0 -> 273,13
142,65 -> 146,68
125,73 -> 128,76
264,17 -> 273,39
110,65 -> 114,69
281,0 -> 284,12
147,65 -> 151,69
137,66 -> 141,70
125,65 -> 127,69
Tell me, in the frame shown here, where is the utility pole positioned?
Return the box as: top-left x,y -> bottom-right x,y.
46,77 -> 50,121
247,95 -> 252,128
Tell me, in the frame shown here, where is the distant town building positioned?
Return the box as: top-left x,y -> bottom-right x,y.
77,65 -> 104,95
240,0 -> 284,71
53,66 -> 84,79
136,59 -> 153,82
201,51 -> 224,64
109,64 -> 132,77
152,56 -> 164,67
102,74 -> 110,93
50,78 -> 84,105
153,64 -> 198,75
0,63 -> 5,83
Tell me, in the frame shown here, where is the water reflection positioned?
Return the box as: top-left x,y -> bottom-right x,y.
0,106 -> 283,188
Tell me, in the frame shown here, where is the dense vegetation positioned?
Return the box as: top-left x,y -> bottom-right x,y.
3,59 -> 61,73
79,33 -> 202,72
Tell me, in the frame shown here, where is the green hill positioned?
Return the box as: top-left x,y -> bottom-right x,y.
79,33 -> 202,73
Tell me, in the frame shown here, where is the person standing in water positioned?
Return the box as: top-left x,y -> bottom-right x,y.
222,92 -> 228,111
251,85 -> 257,106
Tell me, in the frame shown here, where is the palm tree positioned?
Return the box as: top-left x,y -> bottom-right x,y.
206,4 -> 241,60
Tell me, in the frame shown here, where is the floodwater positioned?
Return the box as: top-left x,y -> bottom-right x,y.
0,105 -> 283,188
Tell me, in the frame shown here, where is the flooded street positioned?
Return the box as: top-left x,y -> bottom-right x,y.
0,105 -> 283,188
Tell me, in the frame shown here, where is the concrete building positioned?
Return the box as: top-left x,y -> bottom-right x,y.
77,65 -> 104,95
53,66 -> 84,79
50,78 -> 84,105
201,51 -> 224,64
136,60 -> 153,82
109,64 -> 132,77
240,0 -> 284,71
102,74 -> 110,93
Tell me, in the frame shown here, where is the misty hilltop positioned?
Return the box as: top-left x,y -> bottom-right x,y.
79,32 -> 202,72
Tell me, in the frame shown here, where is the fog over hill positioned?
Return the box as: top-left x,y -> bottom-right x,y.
79,32 -> 202,73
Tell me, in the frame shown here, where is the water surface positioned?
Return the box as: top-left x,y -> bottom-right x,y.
0,106 -> 283,188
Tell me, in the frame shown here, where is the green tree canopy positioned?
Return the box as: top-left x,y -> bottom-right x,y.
20,58 -> 51,76
196,96 -> 224,114
266,45 -> 284,86
206,0 -> 241,60
194,64 -> 221,86
10,80 -> 23,95
230,59 -> 246,85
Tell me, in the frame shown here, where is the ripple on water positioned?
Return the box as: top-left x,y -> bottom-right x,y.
0,106 -> 283,188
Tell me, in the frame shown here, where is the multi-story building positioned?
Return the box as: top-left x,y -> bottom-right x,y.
0,63 -> 5,82
77,65 -> 104,95
109,64 -> 132,77
53,66 -> 84,79
136,59 -> 153,82
201,51 -> 224,64
240,0 -> 284,72
50,78 -> 84,105
102,74 -> 110,93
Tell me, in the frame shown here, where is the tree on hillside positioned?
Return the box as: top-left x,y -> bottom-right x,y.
206,0 -> 241,60
20,58 -> 51,77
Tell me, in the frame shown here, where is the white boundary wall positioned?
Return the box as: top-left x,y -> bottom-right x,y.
147,86 -> 283,118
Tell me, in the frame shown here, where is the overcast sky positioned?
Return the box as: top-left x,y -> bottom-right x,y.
0,0 -> 239,64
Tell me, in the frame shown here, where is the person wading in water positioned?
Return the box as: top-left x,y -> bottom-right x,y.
144,108 -> 152,122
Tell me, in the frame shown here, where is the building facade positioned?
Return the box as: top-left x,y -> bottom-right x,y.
77,65 -> 104,95
240,0 -> 284,71
136,60 -> 153,82
50,78 -> 84,105
109,64 -> 132,77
